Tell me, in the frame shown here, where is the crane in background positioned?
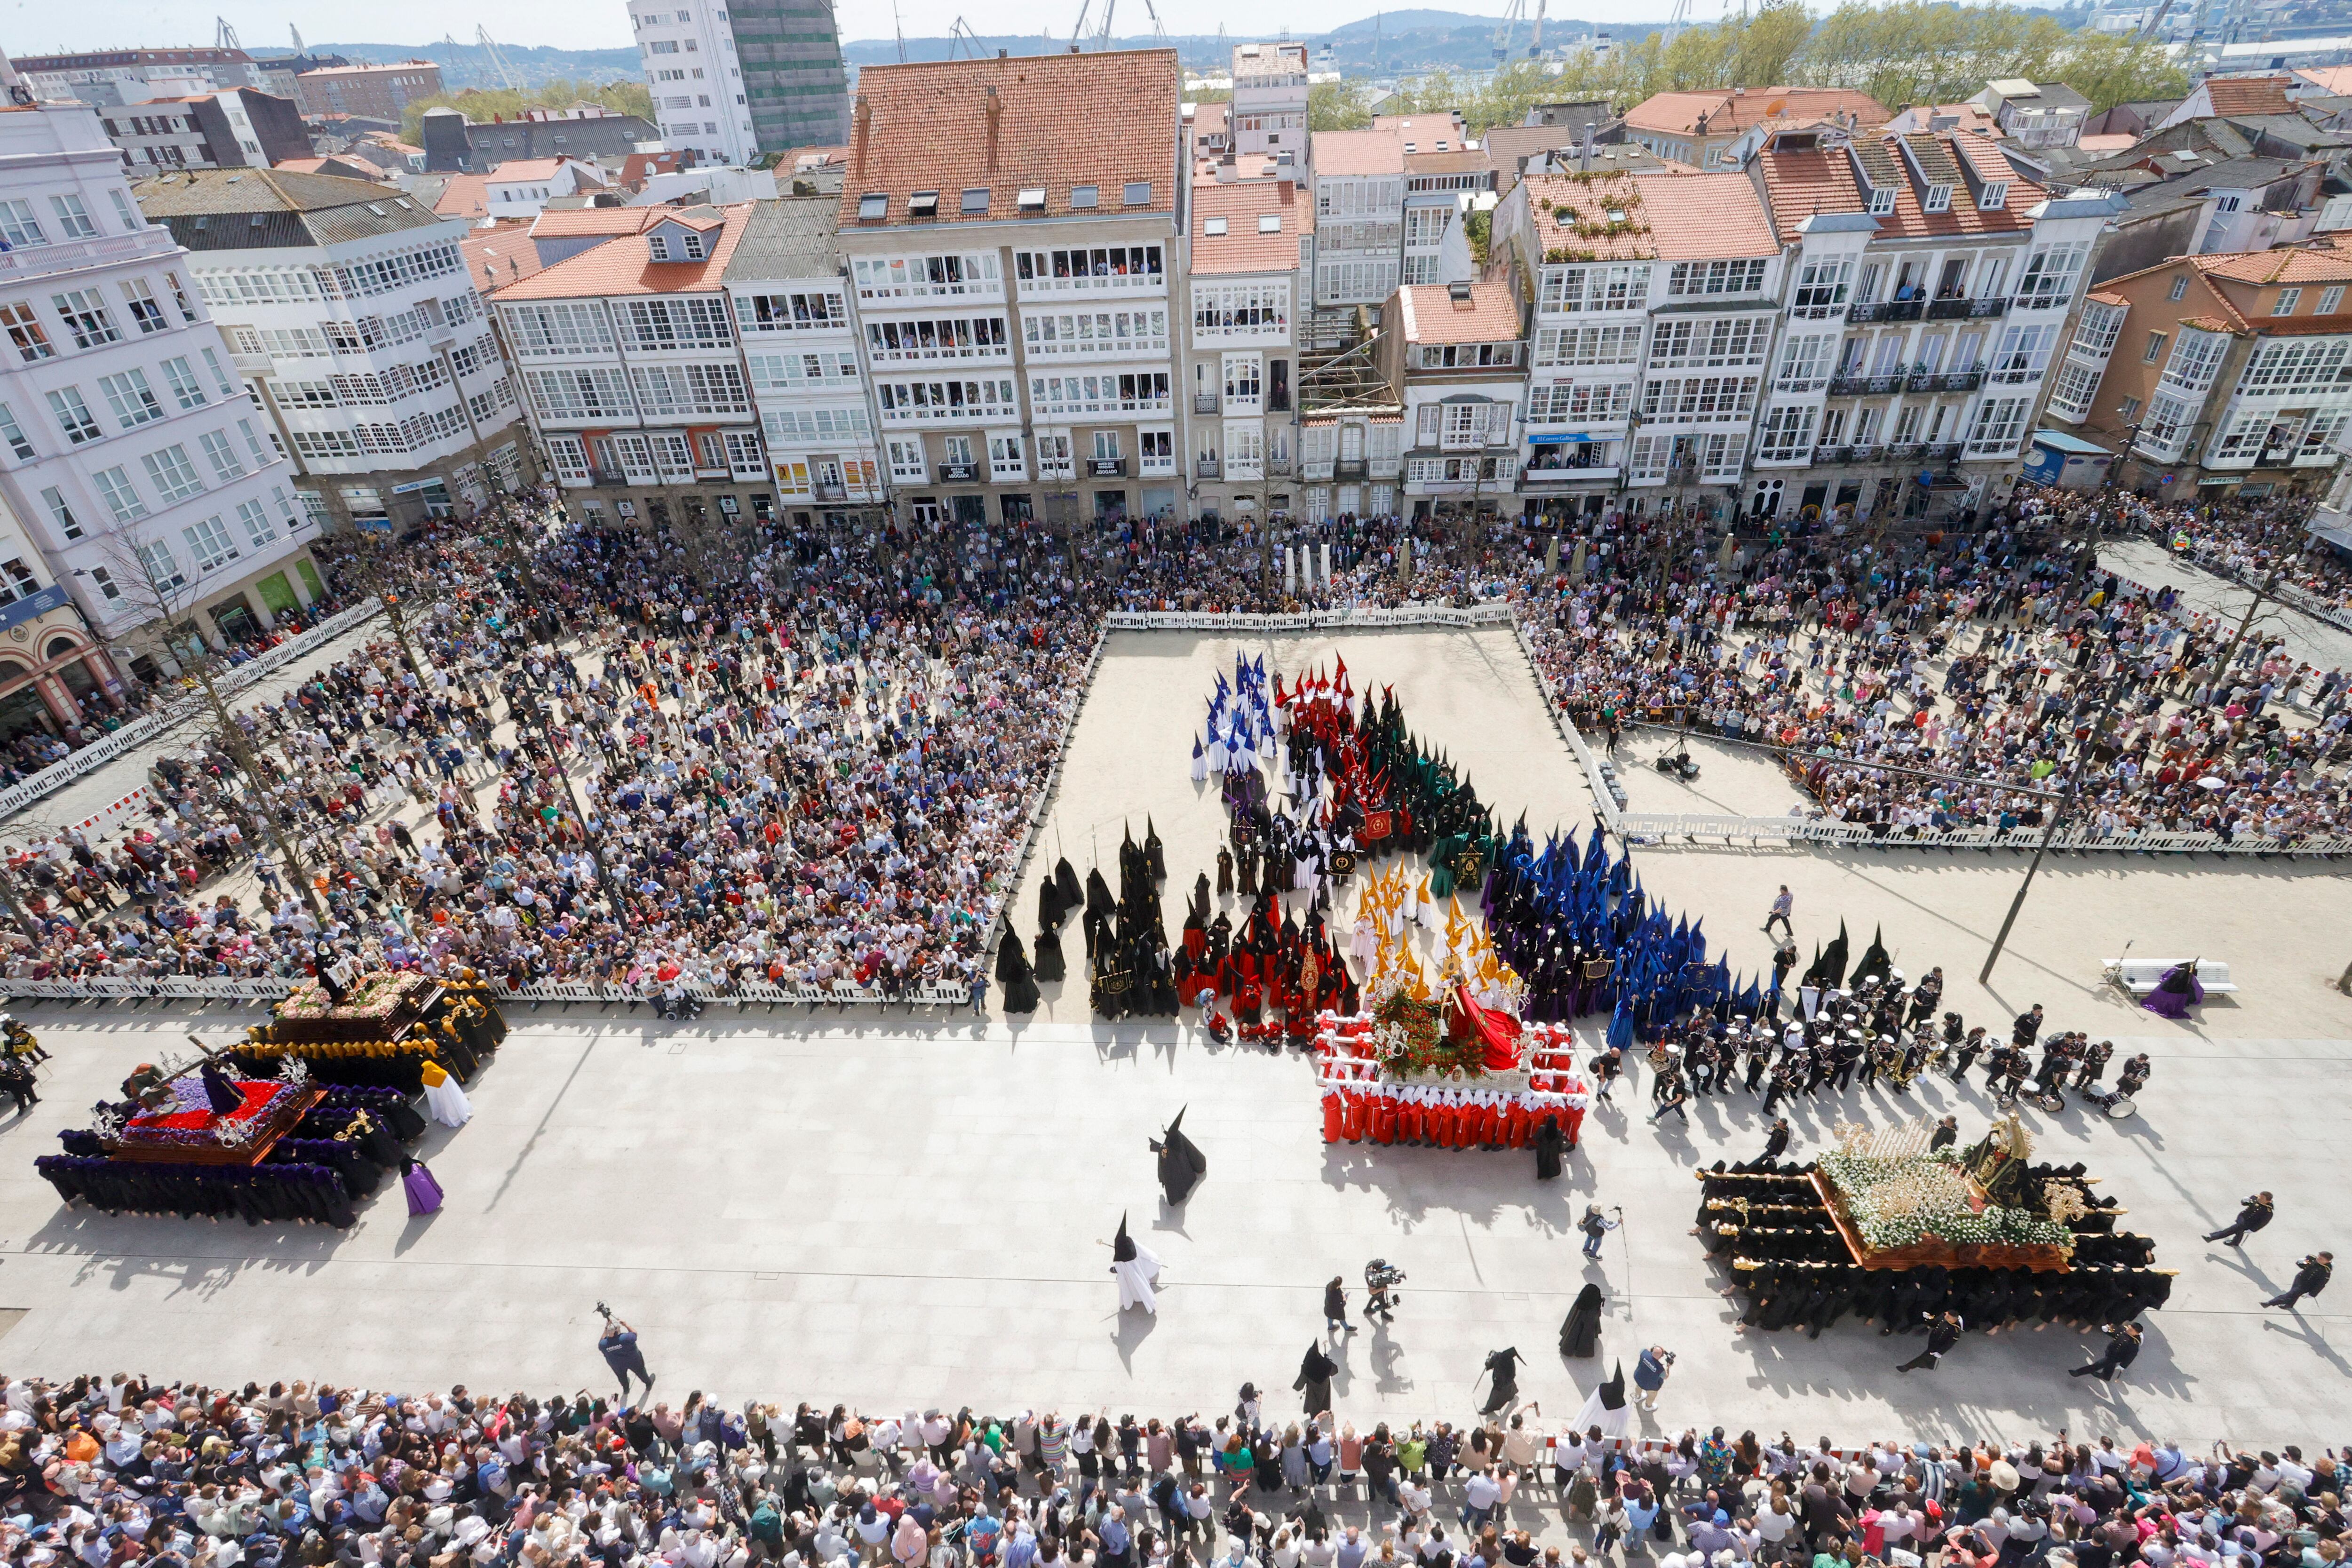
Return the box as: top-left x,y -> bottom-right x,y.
947,16 -> 986,55
290,24 -> 306,53
214,16 -> 240,50
477,27 -> 523,89
1069,0 -> 1117,51
1492,0 -> 1524,59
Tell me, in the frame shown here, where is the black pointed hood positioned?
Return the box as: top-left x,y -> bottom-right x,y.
1598,1362 -> 1627,1410
1112,1212 -> 1136,1262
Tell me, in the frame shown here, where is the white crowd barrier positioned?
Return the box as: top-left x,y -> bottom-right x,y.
1105,603 -> 1513,634
0,601 -> 386,822
0,972 -> 980,1009
1610,807 -> 2352,857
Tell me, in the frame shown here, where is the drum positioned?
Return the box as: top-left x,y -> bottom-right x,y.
2103,1095 -> 2136,1119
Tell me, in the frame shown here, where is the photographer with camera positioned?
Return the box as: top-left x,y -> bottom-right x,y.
596,1304 -> 656,1401
1365,1259 -> 1404,1322
1633,1344 -> 1674,1412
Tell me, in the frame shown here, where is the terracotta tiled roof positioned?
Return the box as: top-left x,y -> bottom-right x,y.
460,221 -> 546,295
2195,247 -> 2352,285
1520,171 -> 1657,260
2202,76 -> 2296,117
494,204 -> 752,300
1753,132 -> 2044,240
2085,290 -> 2129,307
1191,176 -> 1310,275
1406,147 -> 1494,175
1313,128 -> 1406,176
1394,280 -> 1519,344
841,49 -> 1180,228
1189,101 -> 1230,141
529,207 -> 668,238
2177,314 -> 2237,333
431,173 -> 490,220
1625,87 -> 1889,137
486,159 -> 576,183
2298,64 -> 2352,96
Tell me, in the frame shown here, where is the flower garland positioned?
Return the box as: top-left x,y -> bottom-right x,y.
1820,1151 -> 2076,1252
1369,984 -> 1487,1080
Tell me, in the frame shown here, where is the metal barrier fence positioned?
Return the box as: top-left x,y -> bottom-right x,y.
0,601 -> 386,822
0,973 -> 980,1009
1609,807 -> 2352,857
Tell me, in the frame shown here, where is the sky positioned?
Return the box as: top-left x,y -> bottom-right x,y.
12,0 -> 1697,56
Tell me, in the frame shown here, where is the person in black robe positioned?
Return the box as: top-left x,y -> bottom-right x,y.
1033,922 -> 1066,983
1294,1341 -> 1338,1415
1039,875 -> 1066,931
1055,858 -> 1084,916
198,1057 -> 245,1117
1534,1114 -> 1566,1180
1479,1346 -> 1524,1413
996,932 -> 1040,1014
1145,819 -> 1167,883
1559,1282 -> 1604,1357
1151,1107 -> 1208,1204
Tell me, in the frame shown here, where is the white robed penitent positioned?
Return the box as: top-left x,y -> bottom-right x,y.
1110,1213 -> 1161,1314
1572,1361 -> 1632,1440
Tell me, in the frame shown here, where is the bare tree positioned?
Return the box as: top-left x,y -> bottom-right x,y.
97,523 -> 329,918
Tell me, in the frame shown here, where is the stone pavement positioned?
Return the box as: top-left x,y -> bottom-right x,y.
0,629 -> 2343,1445
0,1007 -> 2341,1447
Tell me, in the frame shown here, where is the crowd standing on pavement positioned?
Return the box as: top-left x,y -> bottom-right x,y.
0,483 -> 2345,993
0,1366 -> 2336,1568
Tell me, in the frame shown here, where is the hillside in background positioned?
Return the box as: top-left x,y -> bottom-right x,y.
256,41 -> 643,90
840,10 -> 1621,74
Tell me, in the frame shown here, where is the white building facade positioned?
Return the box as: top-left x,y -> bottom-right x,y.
629,2 -> 756,168
0,99 -> 320,666
721,195 -> 880,523
498,206 -> 775,530
137,168 -> 531,533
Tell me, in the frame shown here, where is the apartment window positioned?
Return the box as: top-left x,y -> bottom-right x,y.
48,194 -> 97,240
181,514 -> 238,572
2142,331 -> 2168,364
1977,181 -> 2007,210
1923,184 -> 1952,213
98,369 -> 163,428
1093,430 -> 1121,462
46,387 -> 99,444
2325,285 -> 2347,315
0,200 -> 44,247
52,288 -> 119,348
0,404 -> 29,461
0,304 -> 52,373
136,540 -> 184,591
1123,181 -> 1152,207
1867,186 -> 1895,216
121,277 -> 167,334
199,429 -> 245,480
40,487 -> 79,539
236,497 -> 277,548
201,347 -> 235,394
2118,395 -> 2142,422
109,187 -> 139,233
2014,242 -> 2088,306
87,565 -> 120,601
238,418 -> 270,465
160,356 -> 207,409
141,444 -> 205,503
2169,275 -> 2189,302
2273,287 -> 2302,317
93,465 -> 146,523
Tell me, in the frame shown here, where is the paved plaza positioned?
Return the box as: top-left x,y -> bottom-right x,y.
0,627 -> 2344,1444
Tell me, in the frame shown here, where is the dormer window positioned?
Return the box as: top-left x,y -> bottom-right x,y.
1978,181 -> 2008,210
648,232 -> 672,260
1868,186 -> 1895,216
1924,184 -> 1952,213
1258,214 -> 1280,233
960,188 -> 989,214
1070,184 -> 1098,208
1017,187 -> 1046,213
682,230 -> 705,259
908,190 -> 939,218
858,193 -> 887,221
1204,217 -> 1229,235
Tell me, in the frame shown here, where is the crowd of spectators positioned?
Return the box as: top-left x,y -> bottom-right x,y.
0,1369 -> 2332,1568
0,479 -> 2346,993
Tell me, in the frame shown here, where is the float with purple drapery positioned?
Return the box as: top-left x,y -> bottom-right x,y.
34,970 -> 501,1226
